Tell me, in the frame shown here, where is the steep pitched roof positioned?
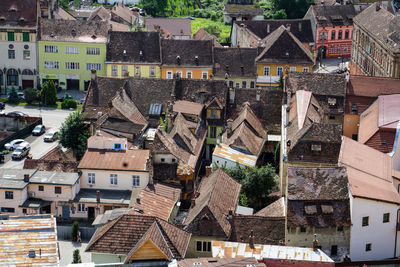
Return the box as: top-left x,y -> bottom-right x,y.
106,31 -> 161,63
53,7 -> 77,20
231,103 -> 266,138
173,100 -> 204,116
312,5 -> 357,27
146,18 -> 191,36
339,136 -> 400,204
233,19 -> 314,43
347,75 -> 400,97
110,2 -> 137,25
86,214 -> 191,260
256,25 -> 313,65
184,169 -> 241,237
38,19 -> 109,43
193,28 -> 222,47
214,47 -> 258,77
88,6 -> 110,21
354,3 -> 400,53
286,72 -> 346,97
0,0 -> 37,28
161,39 -> 213,66
255,197 -> 285,217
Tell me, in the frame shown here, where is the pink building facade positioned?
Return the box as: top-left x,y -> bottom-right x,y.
316,25 -> 353,58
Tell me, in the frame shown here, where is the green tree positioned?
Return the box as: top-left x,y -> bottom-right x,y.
59,0 -> 69,10
61,99 -> 77,109
278,73 -> 284,90
272,9 -> 287,19
140,0 -> 168,16
72,249 -> 82,264
41,81 -> 57,106
24,88 -> 37,104
8,87 -> 19,104
59,112 -> 90,160
271,0 -> 313,19
204,24 -> 221,37
220,165 -> 278,211
71,221 -> 79,241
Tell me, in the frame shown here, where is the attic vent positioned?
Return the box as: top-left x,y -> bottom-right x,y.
0,17 -> 5,22
321,204 -> 333,214
19,17 -> 25,22
28,249 -> 36,258
50,33 -> 54,38
328,97 -> 337,106
304,204 -> 317,215
194,56 -> 199,66
193,263 -> 202,266
71,29 -> 76,36
9,7 -> 17,12
311,143 -> 321,151
285,51 -> 289,56
91,35 -> 97,39
176,55 -> 181,65
180,29 -> 184,34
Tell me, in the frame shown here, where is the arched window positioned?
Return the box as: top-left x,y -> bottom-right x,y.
345,30 -> 349,39
338,30 -> 342,40
331,31 -> 335,40
7,69 -> 18,86
0,70 -> 3,86
22,69 -> 33,75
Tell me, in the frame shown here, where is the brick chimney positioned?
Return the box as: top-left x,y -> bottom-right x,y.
23,174 -> 30,183
191,197 -> 196,207
313,234 -> 319,251
249,230 -> 255,249
136,198 -> 141,204
96,190 -> 100,203
205,166 -> 212,177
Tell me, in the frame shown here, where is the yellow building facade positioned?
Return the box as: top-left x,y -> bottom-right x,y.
256,64 -> 313,86
105,63 -> 161,78
160,67 -> 213,80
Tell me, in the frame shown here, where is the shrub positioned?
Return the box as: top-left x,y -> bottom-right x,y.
72,249 -> 82,264
24,88 -> 37,104
41,81 -> 57,106
71,221 -> 79,241
8,87 -> 19,104
61,99 -> 77,109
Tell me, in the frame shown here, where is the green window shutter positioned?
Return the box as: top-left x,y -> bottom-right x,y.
8,32 -> 14,41
23,32 -> 29,42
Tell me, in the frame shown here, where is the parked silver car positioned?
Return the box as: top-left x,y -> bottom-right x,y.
11,142 -> 31,160
4,139 -> 25,150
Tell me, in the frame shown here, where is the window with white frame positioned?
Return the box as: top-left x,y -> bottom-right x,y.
77,203 -> 85,212
135,66 -> 140,77
150,66 -> 155,77
132,175 -> 140,187
302,67 -> 309,72
202,72 -> 208,79
122,65 -> 128,75
65,46 -> 79,54
186,71 -> 192,78
44,61 -> 59,69
290,66 -> 297,72
86,63 -> 101,71
277,66 -> 283,76
65,62 -> 80,70
110,174 -> 118,185
45,45 -> 58,53
263,66 -> 270,76
23,50 -> 30,60
112,65 -> 117,76
87,47 -> 100,55
88,173 -> 95,184
167,71 -> 173,79
196,241 -> 211,252
242,81 -> 247,88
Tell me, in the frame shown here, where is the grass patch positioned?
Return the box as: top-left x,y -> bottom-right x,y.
191,18 -> 231,44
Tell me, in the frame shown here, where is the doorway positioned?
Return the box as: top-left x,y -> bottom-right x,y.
62,206 -> 70,219
88,207 -> 95,220
67,79 -> 79,90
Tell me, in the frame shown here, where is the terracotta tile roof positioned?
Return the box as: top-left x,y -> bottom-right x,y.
38,19 -> 109,43
286,72 -> 346,97
231,103 -> 266,138
110,2 -> 137,25
213,47 -> 258,77
233,19 -> 314,43
78,149 -> 149,171
106,31 -> 161,63
86,214 -> 191,260
146,18 -> 191,36
130,185 -> 180,221
0,0 -> 37,28
161,39 -> 213,66
88,6 -> 110,21
173,100 -> 204,116
54,7 -> 77,20
229,215 -> 285,245
109,21 -> 130,32
347,75 -> 400,97
0,215 -> 58,266
111,87 -> 148,126
354,3 -> 400,53
256,25 -> 313,65
311,5 -> 357,27
147,182 -> 182,201
23,159 -> 78,172
178,257 -> 264,267
255,197 -> 285,217
184,169 -> 241,237
228,89 -> 282,134
193,28 -> 222,47
339,136 -> 400,204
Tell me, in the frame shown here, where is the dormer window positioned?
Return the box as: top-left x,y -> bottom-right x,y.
351,104 -> 358,114
311,143 -> 321,154
0,16 -> 6,22
304,204 -> 317,215
381,139 -> 387,146
91,35 -> 97,39
8,7 -> 17,12
328,97 -> 337,106
176,55 -> 181,65
19,17 -> 25,23
71,29 -> 76,37
114,143 -> 121,150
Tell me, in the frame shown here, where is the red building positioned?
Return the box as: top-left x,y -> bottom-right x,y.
305,5 -> 357,58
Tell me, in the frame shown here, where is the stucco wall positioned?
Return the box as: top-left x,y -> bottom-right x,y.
350,196 -> 400,261
28,183 -> 78,202
186,235 -> 225,258
0,187 -> 28,215
106,63 -> 161,78
91,252 -> 126,264
80,169 -> 149,190
153,154 -> 177,164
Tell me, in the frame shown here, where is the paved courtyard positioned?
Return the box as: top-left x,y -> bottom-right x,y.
314,57 -> 350,74
58,240 -> 91,266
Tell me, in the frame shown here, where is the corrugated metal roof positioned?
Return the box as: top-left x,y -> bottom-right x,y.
30,171 -> 79,185
212,241 -> 334,262
213,144 -> 257,167
0,215 -> 59,266
149,103 -> 162,116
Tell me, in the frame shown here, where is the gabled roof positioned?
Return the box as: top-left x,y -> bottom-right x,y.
231,103 -> 266,138
38,19 -> 109,43
161,39 -> 213,66
347,75 -> 400,97
88,6 -> 110,21
173,100 -> 204,116
193,28 -> 222,47
184,169 -> 241,237
286,72 -> 346,97
256,25 -> 313,65
110,2 -> 137,25
214,47 -> 257,77
339,136 -> 400,204
86,214 -> 191,260
145,18 -> 191,36
106,31 -> 161,63
354,3 -> 400,53
233,19 -> 314,43
0,0 -> 37,28
255,197 -> 285,217
311,5 -> 357,27
54,7 -> 77,20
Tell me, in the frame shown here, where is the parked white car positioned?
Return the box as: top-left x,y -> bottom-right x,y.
4,139 -> 26,150
11,142 -> 31,160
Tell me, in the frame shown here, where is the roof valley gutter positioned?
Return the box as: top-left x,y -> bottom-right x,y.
155,221 -> 174,259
